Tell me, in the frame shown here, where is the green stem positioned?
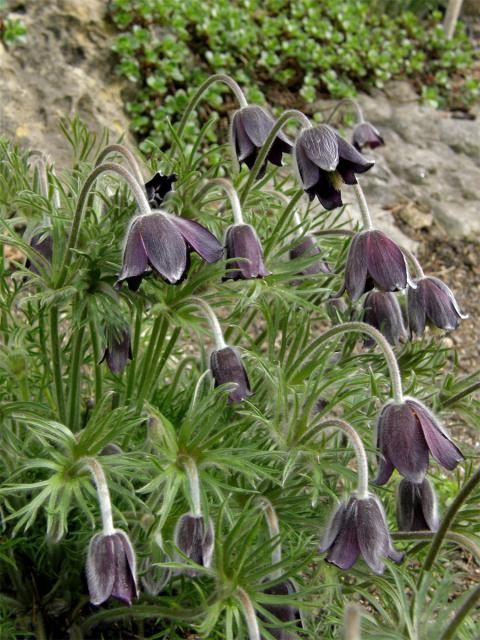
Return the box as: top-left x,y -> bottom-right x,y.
95,144 -> 145,187
442,381 -> 480,407
439,583 -> 480,640
147,327 -> 181,403
89,319 -> 103,406
135,316 -> 168,413
125,297 -> 144,404
391,531 -> 480,562
67,306 -> 87,431
326,97 -> 364,124
49,307 -> 66,422
236,588 -> 260,640
353,181 -> 374,230
240,109 -> 312,205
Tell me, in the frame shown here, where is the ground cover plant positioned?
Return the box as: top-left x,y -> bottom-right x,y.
108,0 -> 479,150
0,72 -> 479,639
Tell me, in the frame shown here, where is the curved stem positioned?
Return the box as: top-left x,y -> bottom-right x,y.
353,180 -> 374,230
257,498 -> 282,579
29,151 -> 49,199
83,457 -> 114,535
57,162 -> 152,288
207,178 -> 244,225
236,588 -> 260,640
189,297 -> 226,350
190,369 -> 212,412
182,457 -> 202,517
299,418 -> 369,499
400,245 -> 424,279
176,74 -> 248,142
95,144 -> 145,188
326,97 -> 364,124
240,109 -> 312,205
439,583 -> 480,640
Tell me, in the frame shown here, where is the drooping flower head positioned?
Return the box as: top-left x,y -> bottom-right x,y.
144,172 -> 177,207
101,327 -> 132,374
210,346 -> 252,404
25,228 -> 53,275
352,122 -> 385,152
261,578 -> 301,640
374,398 -> 463,485
343,230 -> 411,301
407,276 -> 467,336
86,529 -> 138,606
289,234 -> 331,276
173,513 -> 215,576
231,106 -> 293,179
362,290 -> 407,346
396,478 -> 438,532
117,211 -> 223,290
294,124 -> 374,210
223,223 -> 271,281
320,494 -> 403,574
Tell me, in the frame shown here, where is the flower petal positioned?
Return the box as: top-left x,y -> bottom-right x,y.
294,141 -> 320,191
414,401 -> 463,470
365,231 -> 408,292
232,110 -> 256,162
325,499 -> 360,570
138,213 -> 187,284
344,232 -> 368,301
319,501 -> 347,552
210,346 -> 252,403
223,224 -> 271,280
299,126 -> 339,171
86,533 -> 116,606
111,534 -> 136,606
407,282 -> 427,335
117,219 -> 149,286
168,216 -> 223,263
423,277 -> 467,330
356,497 -> 390,574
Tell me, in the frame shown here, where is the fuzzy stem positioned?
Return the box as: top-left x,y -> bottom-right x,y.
442,381 -> 480,407
189,297 -> 226,350
49,307 -> 66,422
56,162 -> 152,288
353,180 -> 374,230
29,151 -> 49,199
240,109 -> 312,205
400,246 -> 424,278
208,178 -> 244,225
292,211 -> 305,235
190,369 -> 212,411
326,97 -> 365,124
176,74 -> 248,142
83,457 -> 115,535
95,144 -> 145,188
258,498 -> 282,579
440,583 -> 480,640
89,319 -> 103,406
391,531 -> 480,562
182,457 -> 202,517
125,298 -> 144,404
67,304 -> 87,431
443,0 -> 464,39
343,603 -> 362,640
135,316 -> 168,413
236,588 -> 260,640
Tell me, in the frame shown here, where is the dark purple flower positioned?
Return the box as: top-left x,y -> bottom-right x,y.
173,513 -> 214,576
320,494 -> 403,574
289,234 -> 331,276
261,579 -> 301,640
223,223 -> 271,281
294,124 -> 374,210
101,327 -> 132,374
117,211 -> 223,290
352,122 -> 385,152
407,276 -> 467,336
99,443 -> 123,456
396,478 -> 438,532
231,106 -> 293,179
374,398 -> 464,485
362,290 -> 407,346
144,172 -> 177,207
86,529 -> 138,606
210,346 -> 252,404
343,230 -> 411,301
25,229 -> 53,275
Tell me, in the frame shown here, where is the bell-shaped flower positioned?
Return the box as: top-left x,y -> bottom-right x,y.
144,172 -> 177,207
319,494 -> 403,574
210,346 -> 252,404
396,478 -> 438,532
223,223 -> 271,281
407,276 -> 467,336
173,513 -> 214,576
289,234 -> 331,276
231,105 -> 293,179
262,578 -> 301,640
352,122 -> 385,152
374,398 -> 463,485
86,529 -> 138,606
117,211 -> 223,290
362,290 -> 407,346
294,124 -> 374,210
101,327 -> 132,374
343,230 -> 411,301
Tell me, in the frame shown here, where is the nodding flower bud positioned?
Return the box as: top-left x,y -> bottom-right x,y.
210,346 -> 252,404
223,223 -> 271,281
231,105 -> 293,179
374,398 -> 463,486
396,478 -> 438,532
262,579 -> 301,640
407,276 -> 467,336
289,234 -> 331,276
144,172 -> 177,207
362,290 -> 407,347
25,228 -> 53,275
101,327 -> 132,375
294,124 -> 374,210
117,211 -> 223,290
86,529 -> 138,606
352,122 -> 385,152
173,513 -> 214,576
319,494 -> 403,574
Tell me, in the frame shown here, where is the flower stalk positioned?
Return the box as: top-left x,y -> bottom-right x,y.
353,180 -> 374,230
182,457 -> 202,518
257,498 -> 282,579
83,457 -> 114,535
190,297 -> 226,350
326,97 -> 365,124
207,178 -> 244,224
236,587 -> 261,640
95,144 -> 145,188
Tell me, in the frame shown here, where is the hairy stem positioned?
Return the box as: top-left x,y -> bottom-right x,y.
125,298 -> 144,404
208,178 -> 244,224
257,498 -> 282,579
135,315 -> 168,413
443,0 -> 464,39
236,588 -> 260,640
49,307 -> 66,422
326,97 -> 365,124
83,457 -> 114,535
95,144 -> 145,187
67,305 -> 87,431
182,457 -> 202,517
89,319 -> 103,406
400,245 -> 424,279
189,297 -> 226,350
343,603 -> 362,640
352,180 -> 374,230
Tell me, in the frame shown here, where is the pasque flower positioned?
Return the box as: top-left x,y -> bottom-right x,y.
144,172 -> 177,207
173,513 -> 214,576
352,122 -> 385,152
294,124 -> 374,210
223,223 -> 271,281
117,211 -> 223,290
231,105 -> 293,179
101,327 -> 132,374
86,529 -> 138,606
407,276 -> 467,335
320,494 -> 403,574
210,346 -> 252,403
343,230 -> 411,301
396,478 -> 438,532
289,234 -> 331,276
362,290 -> 407,346
25,229 -> 53,274
262,579 -> 301,640
374,398 -> 464,485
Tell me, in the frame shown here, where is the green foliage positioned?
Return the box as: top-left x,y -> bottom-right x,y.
0,2 -> 27,47
108,0 -> 478,148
